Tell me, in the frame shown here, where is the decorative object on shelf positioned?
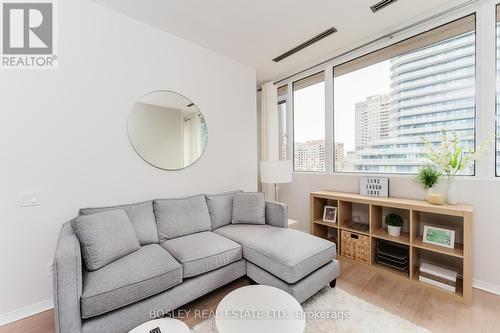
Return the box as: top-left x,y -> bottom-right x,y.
419,262 -> 457,292
422,130 -> 492,205
423,225 -> 455,249
322,206 -> 337,224
416,165 -> 444,205
375,240 -> 409,275
260,160 -> 293,202
340,230 -> 370,264
344,216 -> 369,232
360,177 -> 389,197
385,213 -> 403,237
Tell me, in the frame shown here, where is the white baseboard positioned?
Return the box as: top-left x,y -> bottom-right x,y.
473,279 -> 500,295
0,299 -> 53,327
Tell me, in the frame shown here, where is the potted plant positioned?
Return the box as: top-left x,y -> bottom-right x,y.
422,131 -> 492,205
416,165 -> 444,205
385,213 -> 403,237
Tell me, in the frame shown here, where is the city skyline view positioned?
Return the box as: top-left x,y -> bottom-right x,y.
293,29 -> 476,174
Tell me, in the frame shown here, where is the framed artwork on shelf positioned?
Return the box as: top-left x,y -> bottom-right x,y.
323,206 -> 337,224
423,225 -> 455,249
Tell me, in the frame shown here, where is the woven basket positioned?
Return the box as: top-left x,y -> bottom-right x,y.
341,230 -> 370,264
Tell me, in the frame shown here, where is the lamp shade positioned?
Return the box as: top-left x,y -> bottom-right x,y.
260,160 -> 293,184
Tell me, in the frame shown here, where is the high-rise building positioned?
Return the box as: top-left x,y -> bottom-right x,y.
294,140 -> 325,172
349,31 -> 475,174
294,140 -> 345,172
355,94 -> 390,150
334,143 -> 345,171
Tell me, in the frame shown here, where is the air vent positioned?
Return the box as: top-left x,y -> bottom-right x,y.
272,27 -> 337,62
370,0 -> 398,13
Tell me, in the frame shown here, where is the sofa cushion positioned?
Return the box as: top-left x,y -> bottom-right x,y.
154,195 -> 211,241
72,209 -> 140,271
79,201 -> 158,245
81,244 -> 182,319
214,224 -> 336,284
231,192 -> 265,225
161,231 -> 242,278
206,191 -> 241,230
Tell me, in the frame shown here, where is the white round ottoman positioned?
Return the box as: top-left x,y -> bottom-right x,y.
215,285 -> 305,333
129,318 -> 190,333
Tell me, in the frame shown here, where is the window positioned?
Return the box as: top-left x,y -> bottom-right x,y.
293,72 -> 325,172
497,6 -> 500,176
333,15 -> 476,174
277,85 -> 288,160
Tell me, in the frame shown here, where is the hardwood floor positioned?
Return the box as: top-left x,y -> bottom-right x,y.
1,258 -> 499,333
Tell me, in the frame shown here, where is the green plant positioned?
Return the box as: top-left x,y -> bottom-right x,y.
422,130 -> 492,176
385,213 -> 403,227
416,165 -> 441,189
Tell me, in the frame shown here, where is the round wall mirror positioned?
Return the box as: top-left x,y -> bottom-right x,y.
128,91 -> 208,170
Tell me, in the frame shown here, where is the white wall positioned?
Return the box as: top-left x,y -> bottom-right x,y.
0,0 -> 257,319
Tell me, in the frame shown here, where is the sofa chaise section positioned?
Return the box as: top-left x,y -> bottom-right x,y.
214,224 -> 336,284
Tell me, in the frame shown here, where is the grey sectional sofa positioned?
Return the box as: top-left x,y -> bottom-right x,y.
53,192 -> 340,333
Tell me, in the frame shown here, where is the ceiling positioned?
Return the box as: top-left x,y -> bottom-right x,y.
93,0 -> 468,84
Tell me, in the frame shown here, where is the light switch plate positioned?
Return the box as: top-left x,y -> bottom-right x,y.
19,191 -> 41,207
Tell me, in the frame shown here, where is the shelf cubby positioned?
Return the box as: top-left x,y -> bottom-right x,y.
371,205 -> 410,245
310,190 -> 473,305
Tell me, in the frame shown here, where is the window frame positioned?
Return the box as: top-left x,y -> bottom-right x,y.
287,14 -> 479,176
292,71 -> 327,173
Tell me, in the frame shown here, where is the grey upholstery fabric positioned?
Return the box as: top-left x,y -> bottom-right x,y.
53,222 -> 83,333
215,224 -> 336,283
79,201 -> 158,245
154,195 -> 211,241
231,192 -> 266,225
265,202 -> 288,228
81,260 -> 246,333
206,192 -> 238,230
81,244 -> 182,319
247,260 -> 340,303
161,231 -> 242,278
72,210 -> 140,271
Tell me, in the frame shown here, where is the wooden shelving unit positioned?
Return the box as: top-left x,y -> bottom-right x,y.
310,190 -> 473,304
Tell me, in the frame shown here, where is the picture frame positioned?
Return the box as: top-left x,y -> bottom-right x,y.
323,206 -> 337,224
423,225 -> 455,249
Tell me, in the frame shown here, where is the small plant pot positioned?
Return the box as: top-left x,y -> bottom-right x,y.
425,188 -> 445,205
387,225 -> 401,237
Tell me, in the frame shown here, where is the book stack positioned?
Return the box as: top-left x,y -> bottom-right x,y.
419,262 -> 457,292
375,240 -> 409,274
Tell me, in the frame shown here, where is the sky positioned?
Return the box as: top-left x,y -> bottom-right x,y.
293,60 -> 391,152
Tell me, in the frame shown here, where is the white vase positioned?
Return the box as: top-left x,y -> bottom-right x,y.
447,176 -> 458,205
387,225 -> 401,237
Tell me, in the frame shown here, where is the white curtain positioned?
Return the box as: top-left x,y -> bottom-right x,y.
183,114 -> 202,165
260,82 -> 279,200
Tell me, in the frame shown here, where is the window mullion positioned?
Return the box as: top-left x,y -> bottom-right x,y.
325,67 -> 334,174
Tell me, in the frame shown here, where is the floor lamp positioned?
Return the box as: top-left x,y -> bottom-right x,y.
260,160 -> 293,203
